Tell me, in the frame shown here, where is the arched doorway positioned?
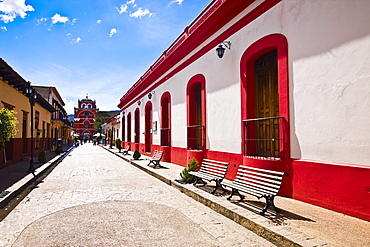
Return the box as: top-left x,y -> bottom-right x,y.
134,108 -> 140,150
145,102 -> 152,153
186,74 -> 206,163
240,33 -> 290,161
160,92 -> 171,162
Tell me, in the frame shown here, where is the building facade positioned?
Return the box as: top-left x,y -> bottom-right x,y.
117,0 -> 370,221
34,86 -> 73,147
74,95 -> 97,140
0,59 -> 55,169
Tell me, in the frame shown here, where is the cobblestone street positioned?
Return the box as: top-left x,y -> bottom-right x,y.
0,143 -> 275,246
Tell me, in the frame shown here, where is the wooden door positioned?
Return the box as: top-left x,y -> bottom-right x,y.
254,49 -> 279,157
194,84 -> 202,149
145,105 -> 152,153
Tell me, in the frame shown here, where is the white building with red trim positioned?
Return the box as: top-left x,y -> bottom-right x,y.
117,0 -> 370,221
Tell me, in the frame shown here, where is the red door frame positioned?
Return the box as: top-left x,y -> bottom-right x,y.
186,74 -> 207,151
145,102 -> 153,153
240,33 -> 290,162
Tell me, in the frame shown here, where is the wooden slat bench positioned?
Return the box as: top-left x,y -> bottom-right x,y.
221,165 -> 284,215
147,150 -> 164,168
122,145 -> 130,155
189,159 -> 230,194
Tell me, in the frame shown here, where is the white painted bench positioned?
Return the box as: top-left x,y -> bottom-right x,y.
147,150 -> 164,168
222,165 -> 284,215
189,159 -> 230,194
122,145 -> 130,155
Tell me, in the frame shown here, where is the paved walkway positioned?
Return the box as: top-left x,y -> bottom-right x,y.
0,143 -> 274,247
101,145 -> 370,247
0,143 -> 370,246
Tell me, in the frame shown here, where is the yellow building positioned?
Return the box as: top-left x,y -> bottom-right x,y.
34,86 -> 73,147
0,59 -> 54,169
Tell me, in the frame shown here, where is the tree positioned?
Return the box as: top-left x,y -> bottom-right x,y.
94,111 -> 111,132
0,108 -> 18,151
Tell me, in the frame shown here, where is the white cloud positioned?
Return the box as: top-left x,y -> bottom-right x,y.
36,17 -> 47,25
71,18 -> 77,25
72,37 -> 81,44
66,33 -> 72,36
1,26 -> 7,31
96,19 -> 102,24
51,13 -> 69,24
116,4 -> 128,14
170,0 -> 184,5
0,0 -> 34,23
129,8 -> 153,18
63,99 -> 76,116
116,0 -> 138,15
109,28 -> 117,37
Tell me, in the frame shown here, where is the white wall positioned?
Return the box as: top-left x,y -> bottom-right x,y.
282,0 -> 370,165
120,0 -> 370,166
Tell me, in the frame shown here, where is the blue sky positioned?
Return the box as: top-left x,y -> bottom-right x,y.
0,0 -> 210,114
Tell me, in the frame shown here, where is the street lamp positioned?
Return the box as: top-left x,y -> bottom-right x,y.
25,81 -> 37,175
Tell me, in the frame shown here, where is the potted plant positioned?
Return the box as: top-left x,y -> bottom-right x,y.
115,138 -> 122,152
133,149 -> 141,160
38,150 -> 47,164
180,158 -> 199,183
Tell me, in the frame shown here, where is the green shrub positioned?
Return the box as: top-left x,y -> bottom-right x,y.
115,138 -> 122,152
133,149 -> 141,160
38,150 -> 46,164
180,158 -> 199,183
0,108 -> 18,151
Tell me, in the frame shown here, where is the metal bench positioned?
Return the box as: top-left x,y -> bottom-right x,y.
122,145 -> 130,155
222,165 -> 284,215
189,159 -> 229,194
147,150 -> 164,168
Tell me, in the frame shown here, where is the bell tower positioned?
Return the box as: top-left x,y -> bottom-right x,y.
74,94 -> 98,140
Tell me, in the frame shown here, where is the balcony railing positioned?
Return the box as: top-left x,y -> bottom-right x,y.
243,116 -> 284,160
160,128 -> 171,146
187,125 -> 204,150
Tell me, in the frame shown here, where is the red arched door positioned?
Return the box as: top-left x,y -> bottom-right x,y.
145,103 -> 152,153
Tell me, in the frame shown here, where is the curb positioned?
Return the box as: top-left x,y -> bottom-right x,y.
0,147 -> 74,221
102,146 -> 303,247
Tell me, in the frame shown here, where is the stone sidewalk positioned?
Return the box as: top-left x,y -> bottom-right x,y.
102,145 -> 370,247
0,144 -> 73,212
1,143 -> 369,246
0,143 -> 275,247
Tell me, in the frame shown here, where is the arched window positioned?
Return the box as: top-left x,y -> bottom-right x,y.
122,115 -> 125,142
85,112 -> 89,118
145,102 -> 152,153
186,74 -> 206,150
134,108 -> 140,144
161,92 -> 171,146
127,113 -> 132,143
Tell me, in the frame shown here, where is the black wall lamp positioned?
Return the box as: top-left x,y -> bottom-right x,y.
137,99 -> 142,106
148,91 -> 155,100
216,41 -> 231,58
